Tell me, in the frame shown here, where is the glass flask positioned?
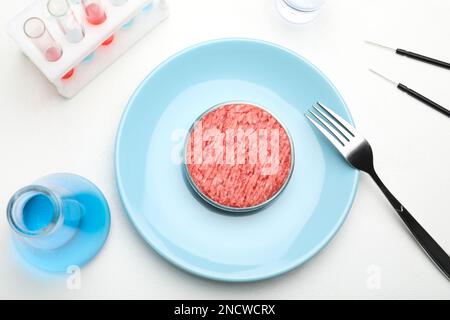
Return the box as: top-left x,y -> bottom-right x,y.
7,173 -> 110,272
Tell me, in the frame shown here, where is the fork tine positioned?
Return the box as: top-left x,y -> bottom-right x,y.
309,109 -> 346,146
317,102 -> 356,137
305,113 -> 345,153
312,105 -> 352,141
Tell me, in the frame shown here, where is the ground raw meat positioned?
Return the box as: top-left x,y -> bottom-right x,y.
186,103 -> 293,209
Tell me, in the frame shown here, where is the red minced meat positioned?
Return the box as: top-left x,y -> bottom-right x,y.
186,103 -> 293,209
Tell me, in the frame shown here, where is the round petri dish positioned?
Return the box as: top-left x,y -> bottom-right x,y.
184,102 -> 295,213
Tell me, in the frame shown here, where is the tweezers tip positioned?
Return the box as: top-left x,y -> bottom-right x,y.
365,40 -> 395,51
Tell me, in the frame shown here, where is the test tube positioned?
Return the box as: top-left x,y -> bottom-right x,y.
81,0 -> 107,25
110,0 -> 128,5
23,17 -> 63,62
47,0 -> 85,43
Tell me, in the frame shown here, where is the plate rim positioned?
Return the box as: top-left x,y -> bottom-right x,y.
115,38 -> 359,282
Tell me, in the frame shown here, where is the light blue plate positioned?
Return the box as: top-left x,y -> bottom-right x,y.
115,39 -> 359,282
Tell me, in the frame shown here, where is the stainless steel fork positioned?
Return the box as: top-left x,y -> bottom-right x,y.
306,102 -> 450,280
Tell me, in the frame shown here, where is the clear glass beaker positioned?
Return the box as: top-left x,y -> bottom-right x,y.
47,0 -> 85,43
276,0 -> 326,24
23,17 -> 63,62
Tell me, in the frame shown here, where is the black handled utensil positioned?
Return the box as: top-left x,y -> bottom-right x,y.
306,102 -> 450,281
369,69 -> 450,117
366,40 -> 450,70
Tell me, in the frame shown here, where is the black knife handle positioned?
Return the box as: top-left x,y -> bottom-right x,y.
396,48 -> 450,70
370,170 -> 450,281
397,83 -> 450,117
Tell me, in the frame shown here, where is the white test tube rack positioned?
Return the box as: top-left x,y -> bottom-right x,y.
7,0 -> 169,98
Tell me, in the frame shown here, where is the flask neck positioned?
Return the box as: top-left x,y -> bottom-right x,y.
7,185 -> 63,238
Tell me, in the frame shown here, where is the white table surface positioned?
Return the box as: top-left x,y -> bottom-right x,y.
1,0 -> 449,300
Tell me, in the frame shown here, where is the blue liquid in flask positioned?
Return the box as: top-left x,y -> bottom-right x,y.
7,173 -> 110,272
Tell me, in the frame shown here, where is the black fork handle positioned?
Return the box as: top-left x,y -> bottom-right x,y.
369,170 -> 450,280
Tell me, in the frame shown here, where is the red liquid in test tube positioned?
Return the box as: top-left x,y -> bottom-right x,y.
45,46 -> 63,62
83,1 -> 107,25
